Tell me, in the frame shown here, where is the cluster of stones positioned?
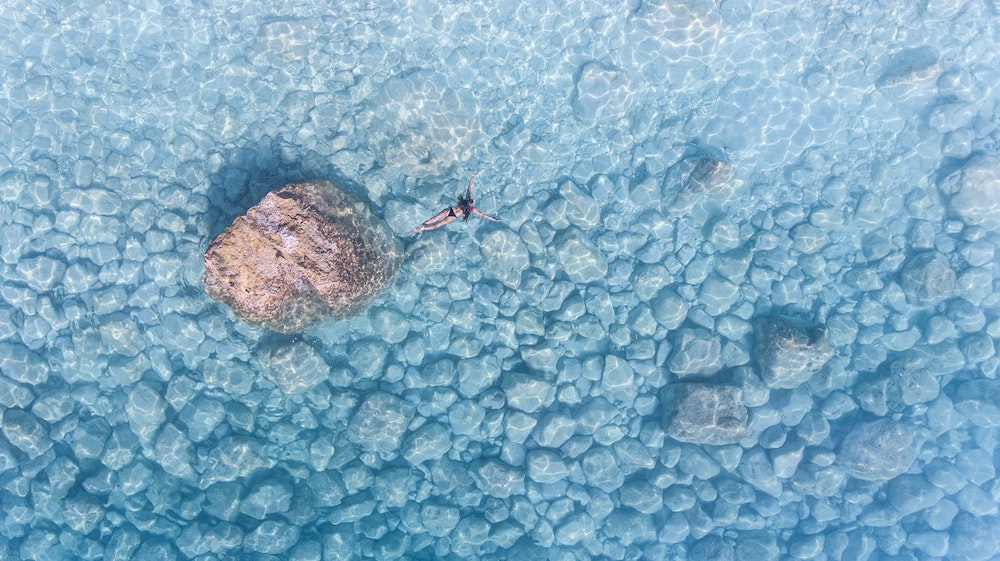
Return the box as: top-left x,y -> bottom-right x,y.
663,317 -> 835,446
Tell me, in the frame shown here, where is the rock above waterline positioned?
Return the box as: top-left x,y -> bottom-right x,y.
203,180 -> 402,333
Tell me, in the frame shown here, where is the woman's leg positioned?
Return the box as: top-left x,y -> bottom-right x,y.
414,207 -> 458,233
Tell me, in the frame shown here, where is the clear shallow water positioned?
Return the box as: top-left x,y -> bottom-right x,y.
1,0 -> 1000,559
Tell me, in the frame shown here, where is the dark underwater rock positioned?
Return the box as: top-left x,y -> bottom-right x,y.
755,318 -> 834,389
664,383 -> 748,445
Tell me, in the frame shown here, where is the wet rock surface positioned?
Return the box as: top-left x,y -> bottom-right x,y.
203,180 -> 402,333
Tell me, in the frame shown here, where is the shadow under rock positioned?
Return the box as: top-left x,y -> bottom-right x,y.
202,137 -> 375,240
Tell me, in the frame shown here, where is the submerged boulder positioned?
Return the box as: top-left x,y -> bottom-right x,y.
838,418 -> 918,481
664,383 -> 748,445
940,154 -> 1000,230
348,392 -> 415,453
755,318 -> 834,389
900,251 -> 956,305
666,155 -> 740,212
203,180 -> 402,333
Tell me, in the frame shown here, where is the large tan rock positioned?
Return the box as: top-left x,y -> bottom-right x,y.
203,180 -> 402,333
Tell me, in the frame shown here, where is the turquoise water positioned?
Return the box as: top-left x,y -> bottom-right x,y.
2,0 -> 1000,559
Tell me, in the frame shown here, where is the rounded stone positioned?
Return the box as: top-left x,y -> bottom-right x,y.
941,154 -> 1000,230
347,392 -> 415,454
900,251 -> 956,305
838,419 -> 918,481
949,513 -> 1000,561
526,450 -> 571,484
260,340 -> 330,394
244,520 -> 300,554
555,229 -> 607,284
690,535 -> 735,561
481,229 -> 530,289
203,180 -> 402,333
755,318 -> 834,389
668,328 -> 724,378
474,459 -> 524,499
571,62 -> 634,124
663,384 -> 748,445
667,156 -> 739,210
